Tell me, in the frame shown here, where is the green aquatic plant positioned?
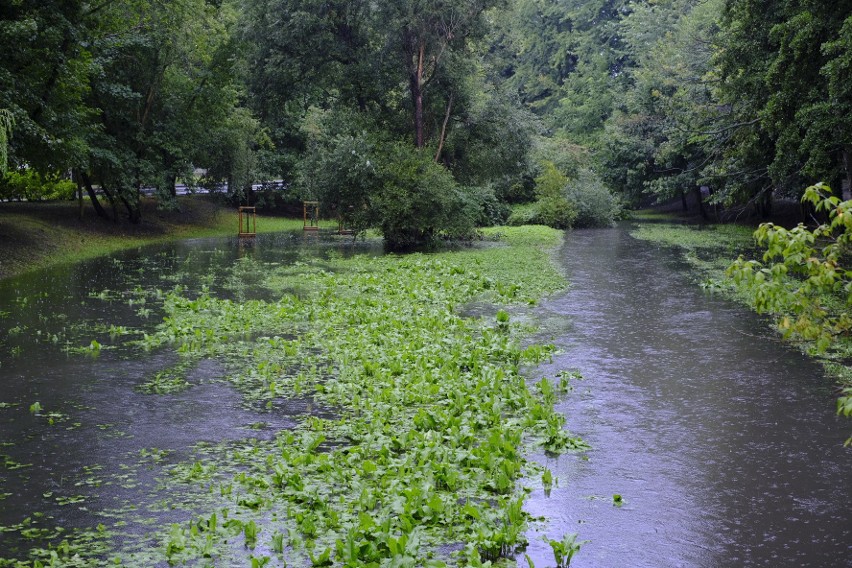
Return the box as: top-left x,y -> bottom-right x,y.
136,360 -> 195,395
542,467 -> 554,491
544,533 -> 584,568
0,225 -> 590,567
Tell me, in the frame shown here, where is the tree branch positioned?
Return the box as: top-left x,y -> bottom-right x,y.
435,92 -> 454,163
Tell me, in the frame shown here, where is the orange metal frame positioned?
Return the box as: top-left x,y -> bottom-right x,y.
238,206 -> 256,237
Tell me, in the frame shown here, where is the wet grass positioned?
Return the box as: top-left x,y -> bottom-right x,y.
630,221 -> 756,281
0,197 -> 335,280
0,224 -> 588,567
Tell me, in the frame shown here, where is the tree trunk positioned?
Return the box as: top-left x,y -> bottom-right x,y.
74,169 -> 84,220
694,186 -> 708,220
759,188 -> 773,218
708,186 -> 720,221
167,172 -> 177,198
843,147 -> 852,201
80,171 -> 109,220
435,92 -> 453,163
410,41 -> 426,148
680,190 -> 688,212
124,186 -> 141,223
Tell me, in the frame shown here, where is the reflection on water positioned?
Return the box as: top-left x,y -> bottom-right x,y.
522,224 -> 852,567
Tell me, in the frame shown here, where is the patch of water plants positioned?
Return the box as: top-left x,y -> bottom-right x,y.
0,225 -> 589,567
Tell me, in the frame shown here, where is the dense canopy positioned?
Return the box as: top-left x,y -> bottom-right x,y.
3,1 -> 852,237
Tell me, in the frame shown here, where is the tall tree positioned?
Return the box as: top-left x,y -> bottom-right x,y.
377,0 -> 502,148
240,0 -> 379,177
599,0 -> 725,209
83,0 -> 247,221
716,0 -> 852,210
0,0 -> 91,173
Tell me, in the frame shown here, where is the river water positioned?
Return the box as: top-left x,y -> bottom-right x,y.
0,232 -> 379,560
0,225 -> 850,566
521,225 -> 852,567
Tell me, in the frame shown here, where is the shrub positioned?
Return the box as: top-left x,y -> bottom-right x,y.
0,169 -> 76,201
564,169 -> 621,228
506,203 -> 539,226
375,142 -> 478,249
534,161 -> 568,200
296,107 -> 381,234
504,161 -> 577,230
536,196 -> 578,229
298,108 -> 479,248
506,198 -> 577,230
495,177 -> 536,204
467,185 -> 510,227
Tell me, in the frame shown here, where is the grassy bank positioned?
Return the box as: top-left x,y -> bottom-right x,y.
628,215 -> 756,285
0,197 -> 337,280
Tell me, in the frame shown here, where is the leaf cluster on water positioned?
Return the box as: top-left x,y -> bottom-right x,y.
1,225 -> 587,567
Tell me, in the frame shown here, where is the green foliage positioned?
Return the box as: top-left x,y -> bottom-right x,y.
296,106 -> 381,232
727,184 -> 852,353
0,109 -> 12,174
488,0 -> 632,137
564,169 -> 621,228
0,169 -> 75,201
299,111 -> 480,247
507,200 -> 577,231
467,185 -> 511,227
543,533 -> 584,568
711,0 -> 852,205
507,160 -> 618,229
9,224 -> 574,566
444,84 -> 542,190
534,161 -> 568,200
506,161 -> 576,230
533,197 -> 578,231
0,1 -> 92,174
374,143 -> 479,248
598,0 -> 724,207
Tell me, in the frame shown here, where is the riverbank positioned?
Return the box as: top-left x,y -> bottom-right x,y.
0,197 -> 328,280
628,211 -> 852,401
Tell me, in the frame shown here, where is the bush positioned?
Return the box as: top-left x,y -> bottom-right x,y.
506,202 -> 539,226
506,198 -> 577,230
564,169 -> 621,228
375,142 -> 478,249
0,169 -> 75,201
298,108 -> 480,248
504,161 -> 577,230
467,185 -> 510,227
534,161 -> 568,200
536,196 -> 578,229
494,177 -> 536,204
296,107 -> 382,233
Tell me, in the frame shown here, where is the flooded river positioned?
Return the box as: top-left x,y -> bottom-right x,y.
0,225 -> 850,566
0,232 -> 379,560
522,225 -> 852,567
